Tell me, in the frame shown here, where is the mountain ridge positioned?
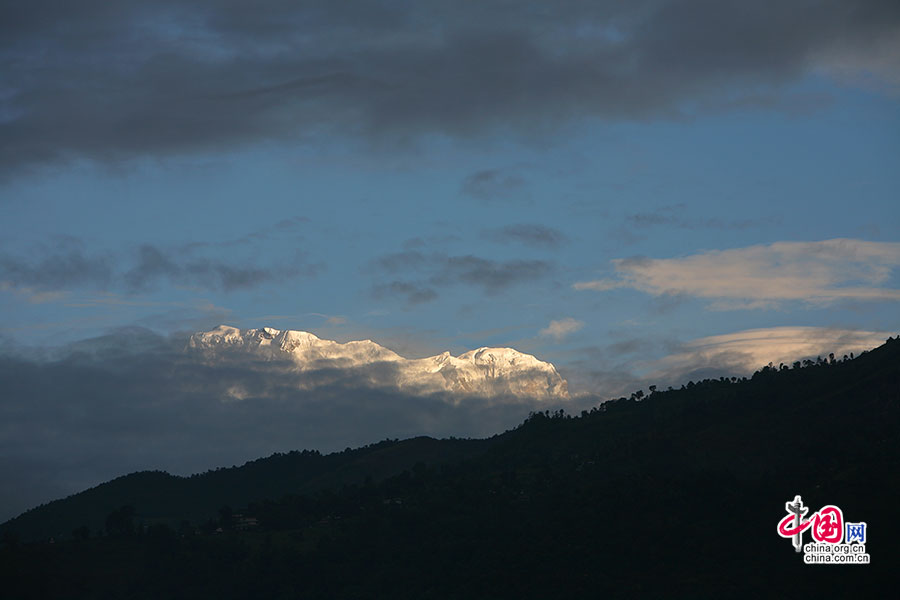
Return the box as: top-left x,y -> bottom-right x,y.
2,337 -> 897,597
189,325 -> 569,399
0,436 -> 495,542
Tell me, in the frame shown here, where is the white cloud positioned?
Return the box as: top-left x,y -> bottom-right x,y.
540,317 -> 585,341
574,239 -> 900,309
645,326 -> 892,383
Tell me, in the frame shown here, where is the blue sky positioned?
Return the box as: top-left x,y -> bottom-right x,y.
1,0 -> 899,519
3,74 -> 897,391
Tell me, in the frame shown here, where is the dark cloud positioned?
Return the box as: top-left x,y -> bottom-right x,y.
437,256 -> 551,293
371,249 -> 552,302
0,236 -> 113,290
372,281 -> 439,305
124,245 -> 285,292
4,1 -> 896,177
0,330 -> 572,522
0,247 -> 113,290
375,250 -> 429,272
484,224 -> 567,248
0,237 -> 317,294
460,169 -> 526,201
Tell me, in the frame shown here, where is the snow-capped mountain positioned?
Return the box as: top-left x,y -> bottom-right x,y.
189,325 -> 568,400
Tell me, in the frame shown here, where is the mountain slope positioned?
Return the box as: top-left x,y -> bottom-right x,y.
1,436 -> 493,543
2,336 -> 897,598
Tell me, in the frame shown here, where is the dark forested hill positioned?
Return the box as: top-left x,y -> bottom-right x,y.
2,337 -> 898,598
1,435 -> 494,543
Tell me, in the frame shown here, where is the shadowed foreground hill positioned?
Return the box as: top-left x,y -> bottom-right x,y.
2,337 -> 898,598
1,436 -> 493,543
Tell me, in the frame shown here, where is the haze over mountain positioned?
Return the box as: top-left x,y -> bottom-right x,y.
189,325 -> 568,400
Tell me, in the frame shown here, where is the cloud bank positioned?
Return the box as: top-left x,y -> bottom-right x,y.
574,239 -> 900,309
2,1 -> 898,176
0,328 -> 571,523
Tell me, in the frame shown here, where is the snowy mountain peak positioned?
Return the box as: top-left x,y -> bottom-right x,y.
188,326 -> 568,400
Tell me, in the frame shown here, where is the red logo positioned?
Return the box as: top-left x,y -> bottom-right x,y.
777,496 -> 845,551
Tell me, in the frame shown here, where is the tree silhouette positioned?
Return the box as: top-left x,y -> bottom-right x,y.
104,505 -> 135,537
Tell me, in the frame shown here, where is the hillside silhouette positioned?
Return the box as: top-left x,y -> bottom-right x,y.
2,436 -> 493,544
2,337 -> 898,598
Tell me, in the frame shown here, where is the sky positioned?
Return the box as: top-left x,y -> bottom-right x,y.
1,1 -> 899,521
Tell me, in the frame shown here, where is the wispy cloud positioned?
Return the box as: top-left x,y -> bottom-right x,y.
0,238 -> 113,290
644,326 -> 893,384
540,318 -> 584,342
437,256 -> 551,293
373,281 -> 439,305
304,313 -> 348,326
564,325 -> 893,399
574,239 -> 900,309
460,169 -> 526,202
0,236 -> 320,296
0,282 -> 70,304
123,244 -> 313,293
372,250 -> 552,304
624,204 -> 779,231
484,224 -> 567,248
181,216 -> 309,251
